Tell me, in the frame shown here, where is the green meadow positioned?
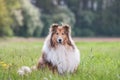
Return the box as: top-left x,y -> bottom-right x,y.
0,40 -> 120,80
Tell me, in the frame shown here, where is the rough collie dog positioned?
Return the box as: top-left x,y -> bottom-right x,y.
37,24 -> 80,74
18,24 -> 80,75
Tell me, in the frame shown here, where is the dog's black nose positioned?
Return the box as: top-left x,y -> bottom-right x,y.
59,39 -> 62,42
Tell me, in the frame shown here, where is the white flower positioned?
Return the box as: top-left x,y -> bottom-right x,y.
17,66 -> 31,76
17,70 -> 25,76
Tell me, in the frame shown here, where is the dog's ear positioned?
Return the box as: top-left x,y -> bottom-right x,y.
63,24 -> 73,48
63,24 -> 71,34
49,23 -> 58,33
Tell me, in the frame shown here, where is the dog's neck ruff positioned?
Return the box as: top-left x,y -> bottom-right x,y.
42,34 -> 80,74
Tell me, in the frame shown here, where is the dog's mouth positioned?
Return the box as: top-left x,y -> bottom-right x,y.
58,41 -> 62,44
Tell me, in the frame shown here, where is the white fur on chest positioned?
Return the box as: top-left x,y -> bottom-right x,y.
42,40 -> 80,74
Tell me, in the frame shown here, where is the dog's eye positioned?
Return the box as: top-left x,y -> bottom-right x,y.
62,33 -> 64,35
56,33 -> 58,35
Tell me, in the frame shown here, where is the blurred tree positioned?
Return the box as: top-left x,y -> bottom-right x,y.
0,0 -> 13,36
74,10 -> 96,37
34,0 -> 75,36
1,0 -> 120,37
101,0 -> 120,36
40,6 -> 75,36
0,0 -> 21,37
36,0 -> 56,13
18,0 -> 43,37
65,0 -> 120,37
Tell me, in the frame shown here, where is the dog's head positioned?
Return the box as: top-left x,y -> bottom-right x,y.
49,23 -> 72,47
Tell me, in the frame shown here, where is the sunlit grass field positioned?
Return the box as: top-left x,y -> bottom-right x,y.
0,39 -> 120,80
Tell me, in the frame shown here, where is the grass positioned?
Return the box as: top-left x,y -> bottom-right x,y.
0,40 -> 120,80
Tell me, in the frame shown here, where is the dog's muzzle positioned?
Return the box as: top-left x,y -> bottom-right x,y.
57,37 -> 63,44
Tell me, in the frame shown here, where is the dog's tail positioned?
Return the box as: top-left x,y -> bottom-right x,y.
17,65 -> 37,76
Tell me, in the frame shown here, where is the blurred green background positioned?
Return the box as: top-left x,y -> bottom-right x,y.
0,0 -> 120,37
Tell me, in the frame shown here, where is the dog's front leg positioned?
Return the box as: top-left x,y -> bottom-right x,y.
37,52 -> 47,69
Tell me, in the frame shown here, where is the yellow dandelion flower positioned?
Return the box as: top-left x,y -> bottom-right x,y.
0,61 -> 10,69
2,63 -> 9,69
2,63 -> 7,67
